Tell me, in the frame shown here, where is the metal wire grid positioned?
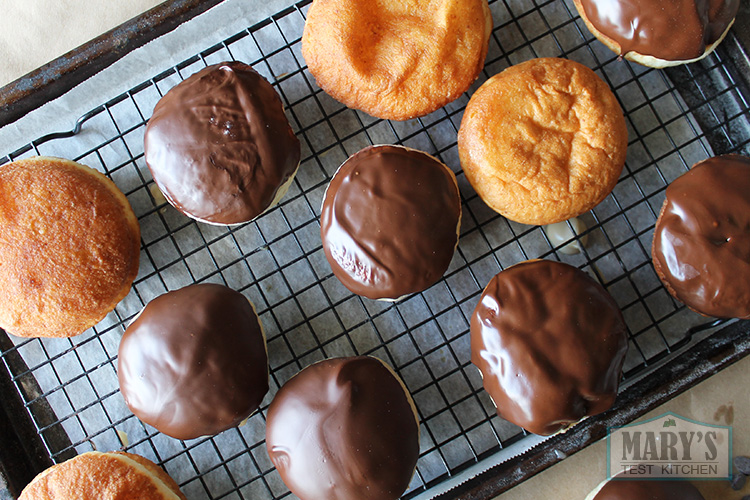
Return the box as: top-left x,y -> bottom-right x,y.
1,0 -> 750,498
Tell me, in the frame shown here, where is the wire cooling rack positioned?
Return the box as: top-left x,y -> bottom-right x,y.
2,0 -> 750,498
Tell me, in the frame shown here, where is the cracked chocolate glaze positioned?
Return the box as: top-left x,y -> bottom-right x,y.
652,154 -> 750,319
266,356 -> 419,500
118,283 -> 268,440
320,145 -> 461,300
471,260 -> 629,436
591,478 -> 704,500
579,0 -> 739,61
144,61 -> 300,225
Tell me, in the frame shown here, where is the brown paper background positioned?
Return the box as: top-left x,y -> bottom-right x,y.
0,0 -> 164,86
1,1 -> 748,499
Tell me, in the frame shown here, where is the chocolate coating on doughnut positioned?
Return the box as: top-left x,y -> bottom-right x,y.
144,61 -> 300,225
652,154 -> 750,319
578,0 -> 739,61
266,356 -> 419,500
118,283 -> 268,440
591,479 -> 704,500
320,145 -> 461,300
471,260 -> 629,436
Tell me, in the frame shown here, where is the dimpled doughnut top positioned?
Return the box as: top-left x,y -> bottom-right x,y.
302,0 -> 492,120
458,58 -> 628,225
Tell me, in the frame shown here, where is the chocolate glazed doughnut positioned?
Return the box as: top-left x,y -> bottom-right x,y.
574,0 -> 739,67
265,356 -> 419,500
471,260 -> 629,436
118,283 -> 269,440
320,145 -> 461,300
652,154 -> 750,319
144,61 -> 300,225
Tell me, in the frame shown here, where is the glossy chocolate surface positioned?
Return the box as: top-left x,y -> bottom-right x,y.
471,260 -> 629,436
266,356 -> 419,500
144,61 -> 300,225
579,0 -> 739,61
118,283 -> 268,440
592,478 -> 704,500
320,145 -> 461,300
652,155 -> 750,319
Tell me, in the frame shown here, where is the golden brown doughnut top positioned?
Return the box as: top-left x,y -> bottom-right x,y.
144,62 -> 300,225
458,57 -> 628,225
577,0 -> 739,62
302,0 -> 492,120
471,260 -> 629,436
19,452 -> 187,500
652,154 -> 750,319
266,356 -> 419,500
0,156 -> 140,338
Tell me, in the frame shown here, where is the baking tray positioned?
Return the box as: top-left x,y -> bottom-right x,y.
1,0 -> 750,498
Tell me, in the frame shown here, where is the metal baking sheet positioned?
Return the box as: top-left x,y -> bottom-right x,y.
1,0 -> 750,498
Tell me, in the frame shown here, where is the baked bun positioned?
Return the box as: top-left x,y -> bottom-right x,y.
266,356 -> 419,500
458,57 -> 627,226
652,154 -> 750,319
320,145 -> 461,300
573,0 -> 739,68
19,451 -> 187,500
471,260 -> 629,436
586,476 -> 705,500
118,283 -> 268,440
144,61 -> 300,225
0,156 -> 140,338
301,0 -> 492,120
